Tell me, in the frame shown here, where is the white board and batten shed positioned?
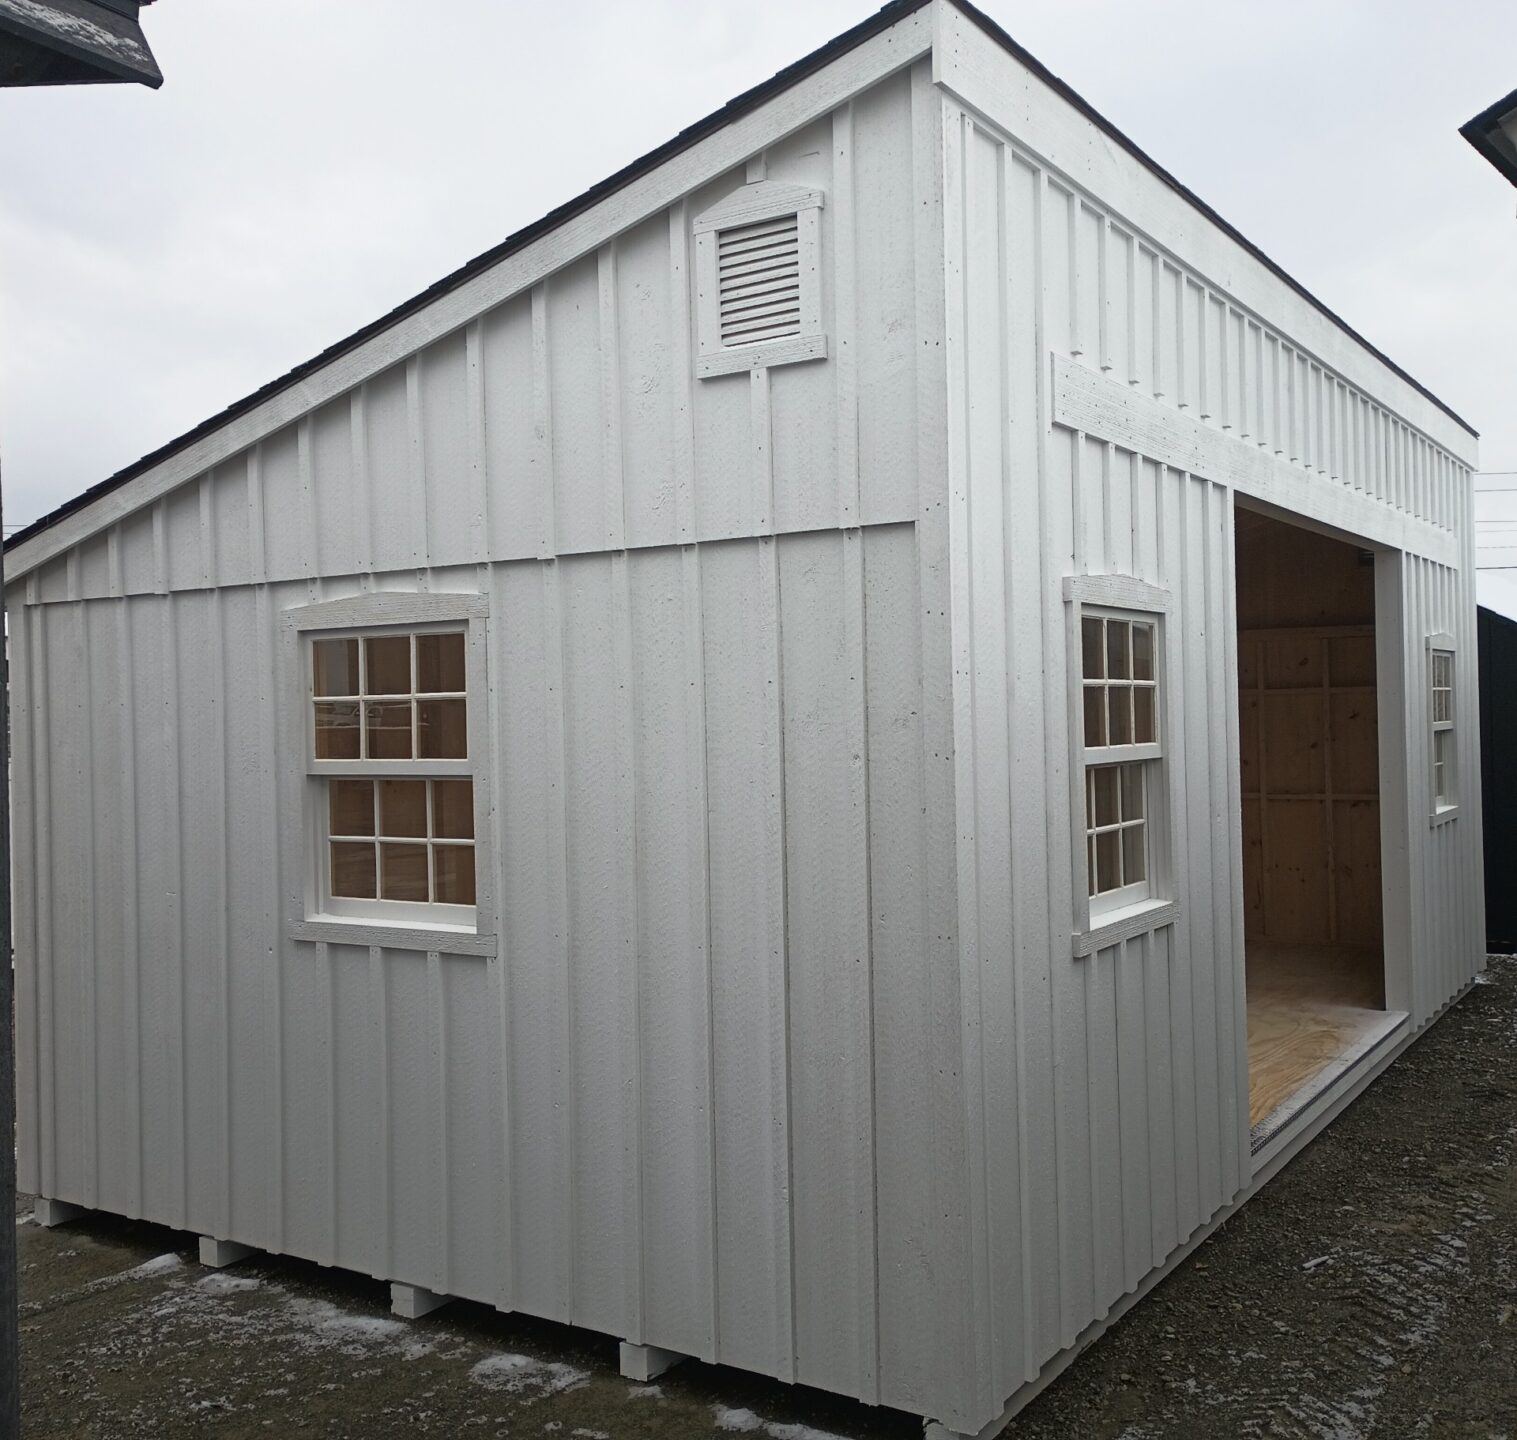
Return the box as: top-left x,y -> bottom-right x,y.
5,3 -> 1485,1434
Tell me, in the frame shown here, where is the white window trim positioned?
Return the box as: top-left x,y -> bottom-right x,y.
693,180 -> 826,378
1427,631 -> 1458,826
280,592 -> 496,958
1064,575 -> 1180,957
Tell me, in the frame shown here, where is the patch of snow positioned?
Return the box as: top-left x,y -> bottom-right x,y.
626,1384 -> 663,1399
284,1296 -> 413,1349
469,1351 -> 587,1398
197,1273 -> 260,1295
714,1410 -> 763,1433
126,1253 -> 183,1279
764,1423 -> 852,1440
711,1408 -> 849,1440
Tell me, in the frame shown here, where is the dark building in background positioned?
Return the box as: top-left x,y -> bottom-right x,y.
1463,84 -> 1517,952
1479,608 -> 1517,952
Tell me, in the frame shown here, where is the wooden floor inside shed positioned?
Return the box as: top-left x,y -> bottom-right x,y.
1246,943 -> 1387,1129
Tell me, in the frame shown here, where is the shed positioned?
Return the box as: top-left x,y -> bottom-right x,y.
5,3 -> 1486,1435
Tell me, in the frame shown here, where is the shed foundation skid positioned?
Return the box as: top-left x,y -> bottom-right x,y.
390,1284 -> 452,1320
32,1198 -> 85,1229
3,3 -> 1483,1435
619,1342 -> 687,1383
198,1237 -> 257,1268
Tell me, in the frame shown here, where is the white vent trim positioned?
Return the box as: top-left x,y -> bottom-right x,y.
693,181 -> 826,378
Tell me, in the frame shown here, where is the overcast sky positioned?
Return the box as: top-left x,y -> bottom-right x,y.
2,0 -> 1515,559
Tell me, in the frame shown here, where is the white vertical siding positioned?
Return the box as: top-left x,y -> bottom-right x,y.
7,57 -> 985,1433
943,75 -> 1481,1427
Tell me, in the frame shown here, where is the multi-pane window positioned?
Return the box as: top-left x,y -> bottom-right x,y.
1080,609 -> 1162,911
1081,614 -> 1159,752
310,628 -> 475,916
1085,761 -> 1147,900
328,778 -> 476,906
313,631 -> 467,762
1431,646 -> 1455,810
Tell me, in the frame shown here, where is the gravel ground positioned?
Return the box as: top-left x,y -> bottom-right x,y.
18,956 -> 1516,1439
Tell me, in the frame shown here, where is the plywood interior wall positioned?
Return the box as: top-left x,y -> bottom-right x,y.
1236,508 -> 1381,952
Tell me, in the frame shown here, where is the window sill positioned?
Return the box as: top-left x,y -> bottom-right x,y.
287,915 -> 497,957
1072,898 -> 1180,958
1429,804 -> 1460,829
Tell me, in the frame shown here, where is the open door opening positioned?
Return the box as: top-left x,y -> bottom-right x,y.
1236,505 -> 1394,1144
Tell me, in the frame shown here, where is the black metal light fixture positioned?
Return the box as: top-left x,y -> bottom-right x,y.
0,0 -> 161,89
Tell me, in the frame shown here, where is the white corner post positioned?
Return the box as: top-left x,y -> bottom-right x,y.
618,1341 -> 687,1383
198,1236 -> 257,1268
32,1198 -> 86,1229
390,1282 -> 452,1319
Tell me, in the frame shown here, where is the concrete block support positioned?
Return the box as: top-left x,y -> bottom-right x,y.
618,1342 -> 687,1383
390,1282 -> 451,1319
33,1198 -> 85,1228
198,1237 -> 257,1268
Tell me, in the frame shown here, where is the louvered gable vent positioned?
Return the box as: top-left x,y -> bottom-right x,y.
693,180 -> 826,378
717,213 -> 801,347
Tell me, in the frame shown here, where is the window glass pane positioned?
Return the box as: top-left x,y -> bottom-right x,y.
379,779 -> 428,838
379,842 -> 429,901
1083,687 -> 1106,748
433,779 -> 474,839
366,635 -> 411,696
1093,765 -> 1119,827
312,638 -> 359,697
1106,621 -> 1130,680
1134,686 -> 1156,744
418,698 -> 467,759
417,633 -> 467,694
1108,685 -> 1133,746
366,700 -> 413,759
1082,617 -> 1104,681
330,842 -> 376,899
1122,823 -> 1146,885
1087,835 -> 1097,896
314,701 -> 361,759
1433,690 -> 1448,724
329,779 -> 374,837
1132,624 -> 1154,682
434,845 -> 476,906
1120,762 -> 1145,821
1094,830 -> 1120,894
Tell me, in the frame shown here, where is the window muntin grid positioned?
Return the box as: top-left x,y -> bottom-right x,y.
1085,761 -> 1147,899
328,777 -> 476,907
1081,615 -> 1158,753
312,631 -> 467,761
